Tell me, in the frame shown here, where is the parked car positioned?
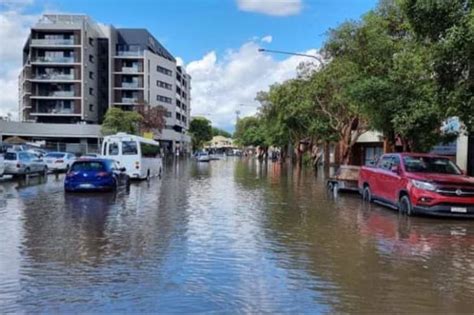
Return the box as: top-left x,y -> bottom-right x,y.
358,153 -> 474,217
64,159 -> 130,192
80,153 -> 101,159
27,148 -> 47,158
44,152 -> 76,172
196,151 -> 210,162
3,151 -> 48,177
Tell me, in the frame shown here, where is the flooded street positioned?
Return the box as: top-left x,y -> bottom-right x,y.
1,158 -> 474,313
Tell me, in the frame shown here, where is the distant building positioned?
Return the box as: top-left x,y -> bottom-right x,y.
18,14 -> 190,152
206,136 -> 234,149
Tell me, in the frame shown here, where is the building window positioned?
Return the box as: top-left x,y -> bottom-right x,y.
156,95 -> 172,104
176,112 -> 181,120
89,88 -> 94,95
89,104 -> 94,111
89,37 -> 93,46
176,99 -> 181,108
89,54 -> 94,63
165,111 -> 172,117
182,115 -> 187,123
89,71 -> 94,79
182,104 -> 187,111
157,80 -> 172,90
157,65 -> 172,76
182,92 -> 187,100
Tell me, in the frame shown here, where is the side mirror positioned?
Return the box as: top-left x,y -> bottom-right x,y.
391,165 -> 400,174
119,167 -> 126,172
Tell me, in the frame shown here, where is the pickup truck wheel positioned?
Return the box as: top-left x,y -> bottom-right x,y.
399,195 -> 413,216
362,186 -> 372,202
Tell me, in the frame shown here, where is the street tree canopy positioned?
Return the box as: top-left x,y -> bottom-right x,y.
101,108 -> 142,136
189,117 -> 213,150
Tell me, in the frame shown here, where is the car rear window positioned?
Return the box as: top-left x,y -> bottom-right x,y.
71,161 -> 105,172
45,153 -> 65,158
4,152 -> 17,160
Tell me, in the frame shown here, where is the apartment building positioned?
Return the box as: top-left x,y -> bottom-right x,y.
19,14 -> 191,152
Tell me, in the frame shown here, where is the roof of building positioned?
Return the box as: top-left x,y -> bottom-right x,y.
116,29 -> 176,62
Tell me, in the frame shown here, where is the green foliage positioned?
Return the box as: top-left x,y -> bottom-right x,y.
212,127 -> 232,138
101,107 -> 142,136
403,0 -> 474,132
234,116 -> 267,147
189,117 -> 213,150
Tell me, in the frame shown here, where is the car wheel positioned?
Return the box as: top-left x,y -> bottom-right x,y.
146,170 -> 150,181
362,186 -> 372,202
399,195 -> 413,216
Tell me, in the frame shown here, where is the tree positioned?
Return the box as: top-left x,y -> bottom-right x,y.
136,103 -> 167,134
189,117 -> 213,150
403,0 -> 474,132
234,116 -> 268,159
212,127 -> 232,138
101,107 -> 142,135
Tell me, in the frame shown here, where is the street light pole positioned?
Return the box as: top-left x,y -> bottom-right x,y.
258,48 -> 324,65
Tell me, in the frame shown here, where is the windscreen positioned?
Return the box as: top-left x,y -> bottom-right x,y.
403,156 -> 461,175
70,161 -> 105,172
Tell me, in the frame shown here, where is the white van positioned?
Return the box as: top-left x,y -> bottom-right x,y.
101,133 -> 162,180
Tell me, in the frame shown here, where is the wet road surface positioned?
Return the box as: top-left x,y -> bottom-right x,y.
1,158 -> 474,313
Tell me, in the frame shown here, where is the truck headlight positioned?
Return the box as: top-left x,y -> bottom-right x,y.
411,179 -> 436,192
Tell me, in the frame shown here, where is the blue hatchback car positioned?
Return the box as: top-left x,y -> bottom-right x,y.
65,159 -> 130,192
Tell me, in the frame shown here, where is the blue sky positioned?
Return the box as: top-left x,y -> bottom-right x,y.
35,0 -> 377,62
0,0 -> 378,130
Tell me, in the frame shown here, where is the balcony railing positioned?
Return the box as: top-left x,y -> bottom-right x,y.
121,82 -> 141,88
116,50 -> 143,56
32,56 -> 77,63
31,38 -> 75,45
37,91 -> 76,97
121,67 -> 140,73
35,106 -> 76,114
121,97 -> 140,103
32,73 -> 75,80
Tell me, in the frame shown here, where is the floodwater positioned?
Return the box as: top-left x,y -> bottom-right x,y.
1,158 -> 474,313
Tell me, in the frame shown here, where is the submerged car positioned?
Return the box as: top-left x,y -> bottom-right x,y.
196,151 -> 210,162
3,151 -> 48,177
64,159 -> 130,192
44,152 -> 76,172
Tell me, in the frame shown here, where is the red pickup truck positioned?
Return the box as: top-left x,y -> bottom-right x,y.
358,153 -> 474,217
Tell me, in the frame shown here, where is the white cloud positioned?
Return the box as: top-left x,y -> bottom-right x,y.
261,35 -> 273,43
0,2 -> 39,119
236,0 -> 302,16
186,40 -> 319,131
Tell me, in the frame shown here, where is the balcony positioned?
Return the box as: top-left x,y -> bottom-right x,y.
121,97 -> 140,104
120,67 -> 141,73
115,50 -> 144,57
31,38 -> 76,46
32,73 -> 76,81
31,100 -> 80,115
121,82 -> 142,88
37,90 -> 76,97
32,56 -> 78,64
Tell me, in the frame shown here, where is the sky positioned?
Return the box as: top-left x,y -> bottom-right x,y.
0,0 -> 378,131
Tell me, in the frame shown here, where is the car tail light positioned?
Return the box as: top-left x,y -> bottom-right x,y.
97,172 -> 109,177
135,161 -> 140,170
55,160 -> 64,163
66,172 -> 77,178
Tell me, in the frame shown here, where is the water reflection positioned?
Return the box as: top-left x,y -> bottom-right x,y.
0,159 -> 473,312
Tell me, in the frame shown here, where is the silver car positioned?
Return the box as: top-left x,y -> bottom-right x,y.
4,151 -> 48,176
